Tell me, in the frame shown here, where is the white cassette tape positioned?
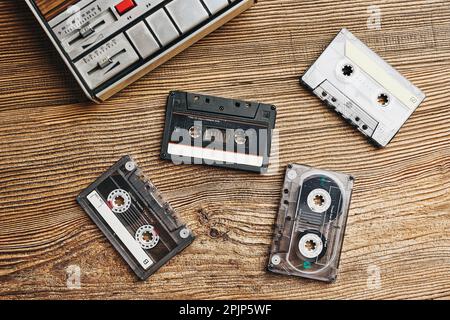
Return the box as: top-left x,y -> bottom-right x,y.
302,29 -> 426,147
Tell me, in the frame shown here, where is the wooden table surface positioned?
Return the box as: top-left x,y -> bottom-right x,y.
0,0 -> 449,300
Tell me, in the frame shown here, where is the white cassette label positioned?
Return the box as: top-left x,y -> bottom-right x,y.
168,143 -> 264,167
87,190 -> 153,270
345,41 -> 420,110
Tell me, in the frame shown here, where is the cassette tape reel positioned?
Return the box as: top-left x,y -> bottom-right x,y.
268,164 -> 354,282
301,28 -> 426,147
77,155 -> 194,280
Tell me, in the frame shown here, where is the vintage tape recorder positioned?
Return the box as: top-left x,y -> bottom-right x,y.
26,0 -> 255,102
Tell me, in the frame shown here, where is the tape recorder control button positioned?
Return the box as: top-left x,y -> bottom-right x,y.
166,0 -> 209,33
115,0 -> 137,16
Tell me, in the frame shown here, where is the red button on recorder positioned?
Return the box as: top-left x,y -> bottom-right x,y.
115,0 -> 136,15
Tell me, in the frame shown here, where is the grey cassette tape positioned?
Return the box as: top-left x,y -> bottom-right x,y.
26,0 -> 255,102
301,29 -> 426,147
77,155 -> 194,280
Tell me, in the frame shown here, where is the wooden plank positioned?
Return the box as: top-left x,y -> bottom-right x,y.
0,0 -> 449,299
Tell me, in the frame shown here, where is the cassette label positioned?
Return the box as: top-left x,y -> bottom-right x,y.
86,190 -> 153,269
301,28 -> 426,147
268,164 -> 354,282
77,155 -> 194,280
161,91 -> 277,173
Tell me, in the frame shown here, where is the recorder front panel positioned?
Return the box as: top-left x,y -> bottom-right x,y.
27,0 -> 255,101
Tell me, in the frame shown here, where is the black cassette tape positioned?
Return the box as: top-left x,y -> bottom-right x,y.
268,164 -> 354,282
77,155 -> 194,280
161,91 -> 277,173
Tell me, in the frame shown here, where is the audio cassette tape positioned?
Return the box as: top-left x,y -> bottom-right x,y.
25,0 -> 256,102
268,164 -> 354,282
301,28 -> 426,147
160,91 -> 277,173
77,155 -> 194,280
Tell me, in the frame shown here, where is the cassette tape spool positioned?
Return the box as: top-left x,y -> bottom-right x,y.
301,28 -> 426,147
268,164 -> 354,282
161,91 -> 277,173
77,155 -> 194,280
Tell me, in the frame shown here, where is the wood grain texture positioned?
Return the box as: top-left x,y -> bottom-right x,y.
0,0 -> 449,300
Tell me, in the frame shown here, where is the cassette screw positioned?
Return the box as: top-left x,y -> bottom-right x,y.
189,126 -> 202,139
287,169 -> 297,181
271,255 -> 281,265
125,161 -> 136,172
180,228 -> 190,239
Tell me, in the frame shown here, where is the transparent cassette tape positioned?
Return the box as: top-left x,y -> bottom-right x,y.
77,155 -> 194,280
268,164 -> 354,282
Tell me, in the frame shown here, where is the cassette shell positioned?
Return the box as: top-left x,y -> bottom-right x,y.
77,155 -> 194,280
160,91 -> 277,173
301,28 -> 426,147
268,164 -> 354,282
